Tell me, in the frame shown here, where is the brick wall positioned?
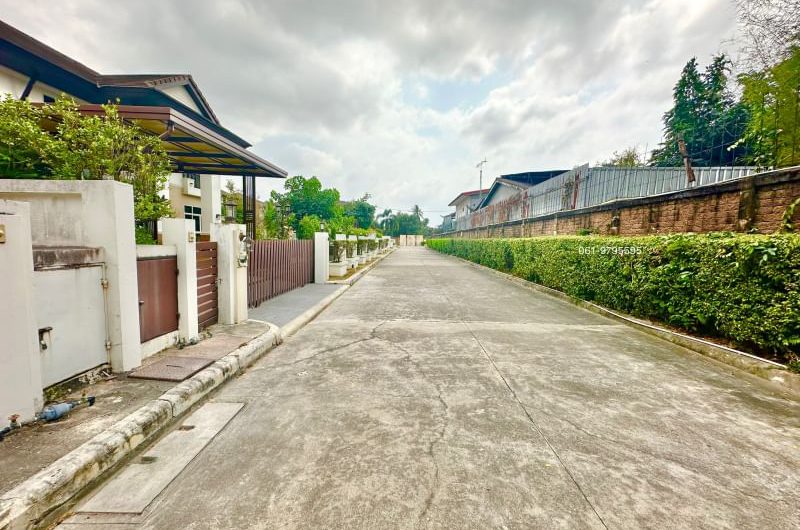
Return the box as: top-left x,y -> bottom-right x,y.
445,167 -> 800,239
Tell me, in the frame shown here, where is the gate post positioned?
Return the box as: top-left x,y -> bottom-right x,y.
212,223 -> 248,325
314,231 -> 329,283
162,218 -> 199,342
0,200 -> 43,422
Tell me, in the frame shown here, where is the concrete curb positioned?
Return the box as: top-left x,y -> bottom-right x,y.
0,250 -> 386,530
0,325 -> 282,530
439,252 -> 800,396
279,285 -> 350,339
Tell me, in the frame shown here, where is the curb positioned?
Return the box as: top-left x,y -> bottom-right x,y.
278,285 -> 350,339
0,324 -> 282,530
437,251 -> 800,396
0,250 -> 387,530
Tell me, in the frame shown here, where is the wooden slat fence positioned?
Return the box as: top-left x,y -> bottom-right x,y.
248,240 -> 314,308
196,241 -> 219,329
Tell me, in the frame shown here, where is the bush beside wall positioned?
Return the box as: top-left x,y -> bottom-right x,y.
428,234 -> 800,364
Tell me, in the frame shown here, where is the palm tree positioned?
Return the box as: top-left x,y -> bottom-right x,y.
377,208 -> 394,230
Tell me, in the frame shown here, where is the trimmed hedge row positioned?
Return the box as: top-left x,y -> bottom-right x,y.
428,234 -> 800,364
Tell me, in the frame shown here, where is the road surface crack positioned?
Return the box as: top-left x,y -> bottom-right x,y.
273,321 -> 388,368
422,262 -> 610,530
372,330 -> 449,527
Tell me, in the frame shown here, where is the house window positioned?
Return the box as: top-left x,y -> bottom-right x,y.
43,95 -> 56,103
186,173 -> 201,189
184,205 -> 202,232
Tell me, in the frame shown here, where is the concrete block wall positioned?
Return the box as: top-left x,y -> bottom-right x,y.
446,167 -> 800,239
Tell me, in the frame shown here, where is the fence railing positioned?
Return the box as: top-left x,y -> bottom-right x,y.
452,165 -> 757,231
247,239 -> 314,308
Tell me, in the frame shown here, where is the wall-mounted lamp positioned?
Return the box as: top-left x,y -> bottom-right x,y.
223,201 -> 237,224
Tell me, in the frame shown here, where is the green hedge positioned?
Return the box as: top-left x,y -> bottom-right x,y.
428,234 -> 800,364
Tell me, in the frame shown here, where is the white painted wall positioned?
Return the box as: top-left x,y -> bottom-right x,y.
0,179 -> 142,372
159,85 -> 202,114
200,174 -> 221,232
0,200 -> 43,422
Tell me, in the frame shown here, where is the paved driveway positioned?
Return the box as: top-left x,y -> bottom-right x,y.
64,247 -> 799,529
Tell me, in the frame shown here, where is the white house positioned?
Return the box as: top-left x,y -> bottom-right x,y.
447,188 -> 489,219
0,20 -> 287,237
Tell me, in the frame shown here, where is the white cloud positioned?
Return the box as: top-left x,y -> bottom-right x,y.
0,0 -> 741,216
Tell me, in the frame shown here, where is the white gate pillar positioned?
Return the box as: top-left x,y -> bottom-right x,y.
0,200 -> 43,422
314,232 -> 329,283
211,223 -> 248,325
162,218 -> 199,342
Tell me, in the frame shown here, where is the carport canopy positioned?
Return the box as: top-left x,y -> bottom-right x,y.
73,104 -> 287,178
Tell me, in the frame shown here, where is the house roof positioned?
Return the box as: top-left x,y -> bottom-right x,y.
476,170 -> 568,209
501,169 -> 567,186
0,20 -> 246,149
476,178 -> 530,209
447,188 -> 490,206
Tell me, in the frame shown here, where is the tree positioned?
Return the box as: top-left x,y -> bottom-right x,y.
736,0 -> 800,70
0,95 -> 172,223
382,205 -> 430,237
738,46 -> 800,168
297,214 -> 322,239
651,55 -> 750,167
342,193 -> 376,228
600,147 -> 646,167
279,176 -> 340,231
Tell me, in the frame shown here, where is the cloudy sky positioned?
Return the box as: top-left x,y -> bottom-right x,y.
1,0 -> 740,218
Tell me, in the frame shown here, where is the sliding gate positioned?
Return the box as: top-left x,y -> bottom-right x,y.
248,240 -> 314,308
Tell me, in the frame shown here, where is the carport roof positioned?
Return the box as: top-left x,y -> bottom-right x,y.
71,104 -> 288,178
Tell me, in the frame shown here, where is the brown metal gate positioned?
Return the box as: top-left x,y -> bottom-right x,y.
137,257 -> 179,343
248,240 -> 314,307
196,241 -> 219,329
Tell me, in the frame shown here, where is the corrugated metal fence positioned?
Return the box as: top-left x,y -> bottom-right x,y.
248,240 -> 314,308
455,165 -> 757,231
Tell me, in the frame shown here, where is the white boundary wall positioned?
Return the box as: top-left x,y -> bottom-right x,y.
0,179 -> 141,372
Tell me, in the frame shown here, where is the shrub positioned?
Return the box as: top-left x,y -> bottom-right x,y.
428,234 -> 800,363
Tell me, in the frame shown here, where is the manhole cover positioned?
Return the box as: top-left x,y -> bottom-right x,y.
129,356 -> 213,381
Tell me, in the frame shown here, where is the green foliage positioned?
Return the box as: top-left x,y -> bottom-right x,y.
379,205 -> 431,236
651,55 -> 751,167
342,193 -> 376,229
0,95 -> 172,223
297,214 -> 322,239
135,226 -> 157,245
600,146 -> 646,167
278,176 -> 340,231
738,46 -> 800,168
428,234 -> 800,364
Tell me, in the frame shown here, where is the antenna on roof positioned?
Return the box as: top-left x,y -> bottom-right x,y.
476,158 -> 487,200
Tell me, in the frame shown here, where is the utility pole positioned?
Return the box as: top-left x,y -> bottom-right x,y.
476,158 -> 487,200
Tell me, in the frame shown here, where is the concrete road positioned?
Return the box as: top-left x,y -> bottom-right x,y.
64,247 -> 800,529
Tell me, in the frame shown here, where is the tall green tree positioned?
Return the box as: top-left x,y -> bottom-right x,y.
276,176 -> 340,232
738,46 -> 800,168
652,55 -> 750,167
